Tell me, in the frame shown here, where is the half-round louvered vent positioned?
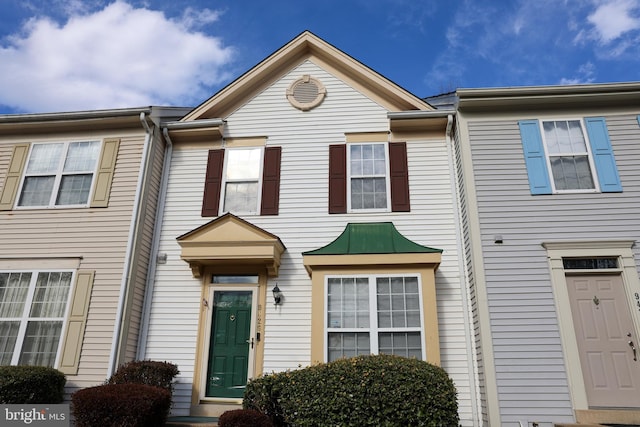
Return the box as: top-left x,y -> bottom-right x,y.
286,75 -> 326,111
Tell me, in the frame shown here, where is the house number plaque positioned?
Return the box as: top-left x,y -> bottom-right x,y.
635,293 -> 640,312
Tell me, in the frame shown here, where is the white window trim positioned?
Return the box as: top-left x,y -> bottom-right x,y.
539,119 -> 600,194
346,142 -> 392,213
15,140 -> 101,209
0,269 -> 75,367
323,273 -> 425,362
219,146 -> 264,215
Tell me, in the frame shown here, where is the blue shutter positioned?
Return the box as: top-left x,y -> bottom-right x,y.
519,120 -> 552,195
584,117 -> 622,193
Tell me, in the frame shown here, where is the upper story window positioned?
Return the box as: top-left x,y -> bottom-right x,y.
201,144 -> 282,217
222,148 -> 263,214
542,120 -> 596,191
18,141 -> 101,207
348,143 -> 389,210
519,117 -> 622,195
0,138 -> 119,211
328,141 -> 410,214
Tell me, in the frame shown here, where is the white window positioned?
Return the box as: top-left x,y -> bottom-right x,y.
0,271 -> 73,367
541,120 -> 596,191
326,275 -> 423,361
222,147 -> 263,214
348,143 -> 389,210
18,141 -> 101,207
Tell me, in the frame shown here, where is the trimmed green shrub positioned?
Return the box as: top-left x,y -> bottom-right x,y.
106,360 -> 179,394
71,383 -> 171,427
219,408 -> 274,427
244,354 -> 459,427
0,366 -> 66,404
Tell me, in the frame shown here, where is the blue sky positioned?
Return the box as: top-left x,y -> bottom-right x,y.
0,0 -> 639,114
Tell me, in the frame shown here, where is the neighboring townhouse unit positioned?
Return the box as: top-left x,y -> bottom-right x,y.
455,83 -> 640,426
0,106 -> 189,396
138,31 -> 481,425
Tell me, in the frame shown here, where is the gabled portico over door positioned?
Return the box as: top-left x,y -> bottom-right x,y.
177,213 -> 285,416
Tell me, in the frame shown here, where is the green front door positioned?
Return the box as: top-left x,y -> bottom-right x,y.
206,290 -> 253,398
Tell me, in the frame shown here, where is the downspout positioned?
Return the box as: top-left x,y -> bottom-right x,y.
108,112 -> 154,375
136,126 -> 173,359
445,113 -> 482,427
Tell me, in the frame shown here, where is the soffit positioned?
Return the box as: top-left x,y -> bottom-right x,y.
182,31 -> 433,121
177,213 -> 286,278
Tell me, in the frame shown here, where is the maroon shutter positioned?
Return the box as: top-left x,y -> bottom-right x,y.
389,141 -> 410,212
328,144 -> 347,214
201,149 -> 224,217
260,146 -> 281,215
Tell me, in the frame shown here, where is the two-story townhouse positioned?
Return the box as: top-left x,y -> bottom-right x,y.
0,106 -> 190,396
138,31 -> 481,425
455,83 -> 640,426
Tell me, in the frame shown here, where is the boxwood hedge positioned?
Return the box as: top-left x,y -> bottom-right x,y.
244,354 -> 459,427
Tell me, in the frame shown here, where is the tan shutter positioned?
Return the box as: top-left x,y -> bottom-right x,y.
58,270 -> 95,375
90,138 -> 120,208
0,143 -> 30,211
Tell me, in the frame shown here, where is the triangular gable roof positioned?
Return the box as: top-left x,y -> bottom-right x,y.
177,213 -> 286,278
183,30 -> 433,121
303,222 -> 442,255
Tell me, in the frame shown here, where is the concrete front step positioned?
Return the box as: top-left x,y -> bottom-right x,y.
166,416 -> 218,427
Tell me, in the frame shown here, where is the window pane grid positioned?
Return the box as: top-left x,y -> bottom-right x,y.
222,148 -> 262,213
18,321 -> 63,367
349,143 -> 388,210
327,275 -> 422,361
0,272 -> 32,317
19,141 -> 99,207
542,120 -> 596,191
0,271 -> 73,367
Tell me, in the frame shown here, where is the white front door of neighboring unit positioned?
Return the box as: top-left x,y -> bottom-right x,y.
566,274 -> 640,407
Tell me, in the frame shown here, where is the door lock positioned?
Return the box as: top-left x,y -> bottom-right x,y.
246,337 -> 254,349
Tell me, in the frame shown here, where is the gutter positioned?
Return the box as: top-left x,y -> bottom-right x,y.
387,109 -> 455,120
136,126 -> 174,359
0,107 -> 152,123
108,111 -> 154,375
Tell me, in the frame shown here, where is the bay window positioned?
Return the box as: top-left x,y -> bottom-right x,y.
326,274 -> 423,361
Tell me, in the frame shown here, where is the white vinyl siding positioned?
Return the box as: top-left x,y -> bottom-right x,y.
142,60 -> 476,425
465,114 -> 640,425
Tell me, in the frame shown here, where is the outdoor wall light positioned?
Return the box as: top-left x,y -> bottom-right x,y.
272,284 -> 283,305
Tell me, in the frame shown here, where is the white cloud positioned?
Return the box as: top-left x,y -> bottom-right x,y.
0,1 -> 235,113
588,0 -> 640,43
